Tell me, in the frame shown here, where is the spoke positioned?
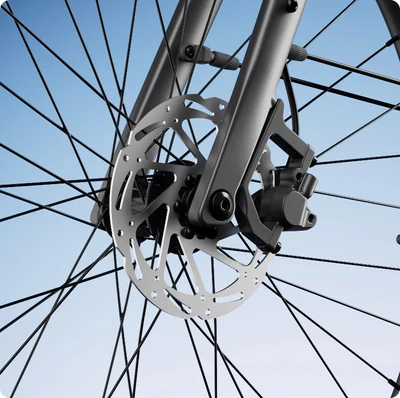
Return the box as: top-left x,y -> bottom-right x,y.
0,5 -> 134,126
111,248 -> 133,397
154,0 -> 183,96
106,310 -> 162,398
5,2 -> 100,201
179,127 -> 216,160
152,139 -> 186,165
317,101 -> 400,158
204,321 -> 244,398
8,244 -> 112,397
184,320 -> 213,398
270,275 -> 400,328
0,255 -> 158,310
314,153 -> 400,166
276,253 -> 400,272
315,190 -> 400,210
131,298 -> 148,397
102,282 -> 133,398
0,177 -> 109,189
302,0 -> 357,49
198,37 -> 251,96
211,258 -> 218,398
1,81 -> 113,167
290,76 -> 400,111
0,227 -> 111,374
184,0 -> 219,95
190,319 -> 263,398
307,54 -> 400,86
0,188 -> 105,224
0,142 -> 105,206
264,276 -> 400,392
263,276 -> 348,397
64,0 -> 125,146
287,37 -> 399,121
0,189 -> 96,227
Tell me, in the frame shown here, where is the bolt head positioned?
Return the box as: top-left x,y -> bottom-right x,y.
182,227 -> 195,239
285,0 -> 298,12
209,190 -> 234,221
185,175 -> 196,187
185,45 -> 195,59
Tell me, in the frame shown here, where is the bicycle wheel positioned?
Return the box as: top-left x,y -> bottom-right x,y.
1,0 -> 400,397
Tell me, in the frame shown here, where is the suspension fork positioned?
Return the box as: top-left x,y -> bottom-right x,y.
188,0 -> 307,227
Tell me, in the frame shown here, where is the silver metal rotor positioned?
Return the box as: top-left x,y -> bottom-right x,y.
109,94 -> 274,319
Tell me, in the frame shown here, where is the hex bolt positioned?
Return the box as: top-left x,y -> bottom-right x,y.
185,45 -> 195,59
185,175 -> 197,187
173,200 -> 184,213
182,227 -> 195,239
285,0 -> 298,12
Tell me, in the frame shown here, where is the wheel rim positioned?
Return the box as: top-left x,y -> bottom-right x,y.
1,0 -> 400,397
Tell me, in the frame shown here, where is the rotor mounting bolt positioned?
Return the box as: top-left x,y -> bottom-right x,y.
185,45 -> 195,59
285,0 -> 298,12
209,190 -> 234,221
182,227 -> 195,239
174,200 -> 184,213
185,175 -> 197,187
206,228 -> 218,240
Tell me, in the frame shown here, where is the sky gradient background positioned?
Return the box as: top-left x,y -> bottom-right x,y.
0,0 -> 400,397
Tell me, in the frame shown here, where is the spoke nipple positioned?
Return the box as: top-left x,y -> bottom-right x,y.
285,0 -> 298,12
185,175 -> 197,187
182,227 -> 195,239
311,156 -> 318,167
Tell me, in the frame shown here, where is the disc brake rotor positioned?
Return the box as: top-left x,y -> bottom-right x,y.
109,94 -> 274,319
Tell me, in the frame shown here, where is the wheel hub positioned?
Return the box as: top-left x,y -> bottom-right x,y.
109,94 -> 274,319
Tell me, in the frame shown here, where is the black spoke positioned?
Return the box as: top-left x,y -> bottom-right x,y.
271,275 -> 400,328
287,37 -> 400,121
317,101 -> 400,158
179,127 -> 216,160
131,298 -> 148,397
211,258 -> 218,398
64,0 -> 125,146
302,0 -> 357,49
315,190 -> 400,210
0,177 -> 109,189
276,253 -> 400,272
152,139 -> 186,165
8,244 -> 112,397
263,275 -> 348,397
102,282 -> 133,398
111,248 -> 133,397
0,142 -> 105,207
0,223 -> 111,374
307,53 -> 400,86
183,0 -> 219,95
204,321 -> 244,398
0,189 -> 96,227
314,153 -> 400,166
198,36 -> 251,96
0,6 -> 134,126
290,76 -> 400,112
190,319 -> 263,398
184,320 -> 213,398
5,3 -> 100,201
264,276 -> 400,392
0,188 -> 105,224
